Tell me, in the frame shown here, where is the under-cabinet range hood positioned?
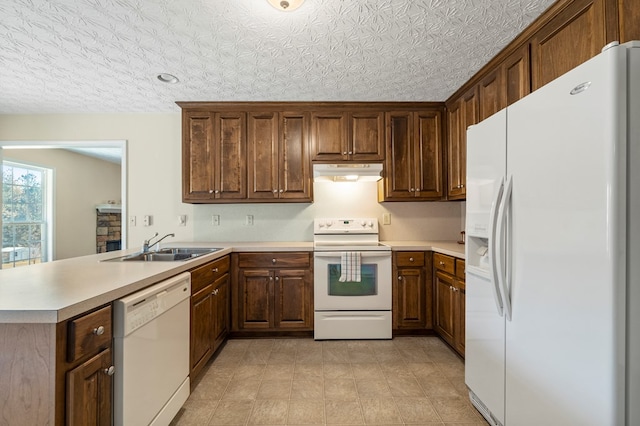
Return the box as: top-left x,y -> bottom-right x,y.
313,163 -> 383,182
95,204 -> 122,213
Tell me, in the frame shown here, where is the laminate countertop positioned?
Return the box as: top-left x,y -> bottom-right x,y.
0,241 -> 463,324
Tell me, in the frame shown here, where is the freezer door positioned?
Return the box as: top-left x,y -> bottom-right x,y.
466,110 -> 507,239
504,45 -> 628,425
465,268 -> 505,425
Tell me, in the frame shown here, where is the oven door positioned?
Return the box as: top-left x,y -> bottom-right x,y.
314,251 -> 392,311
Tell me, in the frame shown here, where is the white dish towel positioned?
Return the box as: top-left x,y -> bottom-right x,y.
339,251 -> 361,282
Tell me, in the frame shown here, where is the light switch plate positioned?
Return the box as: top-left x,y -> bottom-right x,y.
212,215 -> 220,226
382,213 -> 391,225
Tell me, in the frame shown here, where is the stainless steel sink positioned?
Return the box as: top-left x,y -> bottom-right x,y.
104,247 -> 221,262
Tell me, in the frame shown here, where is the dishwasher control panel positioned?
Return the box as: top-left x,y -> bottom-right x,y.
113,272 -> 191,337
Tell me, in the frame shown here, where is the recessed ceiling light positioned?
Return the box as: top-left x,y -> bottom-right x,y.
267,0 -> 304,11
157,73 -> 179,84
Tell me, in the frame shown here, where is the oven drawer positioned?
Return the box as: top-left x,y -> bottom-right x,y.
238,252 -> 311,268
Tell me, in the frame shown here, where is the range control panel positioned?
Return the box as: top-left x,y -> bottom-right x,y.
314,218 -> 378,234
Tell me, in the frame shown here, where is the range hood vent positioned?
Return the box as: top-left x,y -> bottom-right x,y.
95,204 -> 122,214
313,163 -> 383,182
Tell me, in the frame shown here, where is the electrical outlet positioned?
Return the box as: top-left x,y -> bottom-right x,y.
212,215 -> 220,226
129,216 -> 137,227
178,215 -> 187,226
382,213 -> 391,225
245,215 -> 254,226
143,215 -> 152,227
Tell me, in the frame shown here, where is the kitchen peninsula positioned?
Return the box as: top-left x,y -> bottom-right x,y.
0,240 -> 463,425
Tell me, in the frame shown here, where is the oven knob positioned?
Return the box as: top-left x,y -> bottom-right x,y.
360,220 -> 366,227
318,222 -> 325,228
367,221 -> 374,228
326,221 -> 332,227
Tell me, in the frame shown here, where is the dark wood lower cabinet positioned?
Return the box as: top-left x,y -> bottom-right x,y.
433,254 -> 465,357
233,252 -> 313,333
66,348 -> 113,426
393,251 -> 432,331
190,256 -> 230,381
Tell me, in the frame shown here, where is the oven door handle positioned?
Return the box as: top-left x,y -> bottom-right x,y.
313,251 -> 391,259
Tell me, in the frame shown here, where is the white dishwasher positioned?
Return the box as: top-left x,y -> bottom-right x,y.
113,272 -> 191,426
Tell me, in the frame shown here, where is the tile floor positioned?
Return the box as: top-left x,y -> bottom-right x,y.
170,336 -> 489,425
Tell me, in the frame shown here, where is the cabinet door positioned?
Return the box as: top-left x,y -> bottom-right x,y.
350,112 -> 384,161
384,111 -> 414,199
238,269 -> 274,329
479,68 -> 506,121
247,112 -> 279,199
183,112 -> 216,201
395,267 -> 426,329
279,112 -> 311,200
414,110 -> 444,199
311,112 -> 347,161
212,273 -> 230,348
531,0 -> 607,90
434,271 -> 456,346
216,113 -> 247,199
274,269 -> 313,329
455,281 -> 466,356
446,100 -> 463,198
503,43 -> 531,106
620,0 -> 640,42
191,284 -> 214,377
66,348 -> 113,426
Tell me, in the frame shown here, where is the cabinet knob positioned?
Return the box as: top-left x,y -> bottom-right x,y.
212,267 -> 218,273
398,276 -> 402,280
212,288 -> 219,295
273,189 -> 278,193
409,188 -> 415,192
215,190 -> 220,194
439,261 -> 445,266
409,257 -> 414,262
272,258 -> 276,264
343,151 -> 347,155
348,151 -> 353,155
209,189 -> 214,194
93,326 -> 105,336
104,366 -> 115,376
279,189 -> 283,193
275,276 -> 280,281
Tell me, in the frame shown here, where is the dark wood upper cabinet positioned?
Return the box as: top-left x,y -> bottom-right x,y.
247,111 -> 311,201
380,109 -> 443,201
182,111 -> 246,202
531,0 -> 608,90
446,87 -> 477,201
619,0 -> 640,42
503,43 -> 532,106
311,111 -> 384,162
478,67 -> 506,121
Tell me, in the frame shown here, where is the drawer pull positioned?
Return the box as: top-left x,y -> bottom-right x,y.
212,289 -> 219,295
104,366 -> 115,376
272,258 -> 276,264
275,276 -> 280,281
212,267 -> 219,273
93,326 -> 105,336
398,276 -> 402,280
409,257 -> 414,262
439,261 -> 445,266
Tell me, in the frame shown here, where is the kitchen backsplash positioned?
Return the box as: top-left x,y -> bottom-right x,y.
192,181 -> 463,242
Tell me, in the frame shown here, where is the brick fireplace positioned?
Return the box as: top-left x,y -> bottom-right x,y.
96,212 -> 121,253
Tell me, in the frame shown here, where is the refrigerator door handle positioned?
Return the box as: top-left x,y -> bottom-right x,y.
489,178 -> 505,316
496,175 -> 513,321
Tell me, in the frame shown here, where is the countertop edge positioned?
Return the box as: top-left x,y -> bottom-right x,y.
1,241 -> 465,324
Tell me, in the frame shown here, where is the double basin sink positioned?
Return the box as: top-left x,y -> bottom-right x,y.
106,247 -> 221,262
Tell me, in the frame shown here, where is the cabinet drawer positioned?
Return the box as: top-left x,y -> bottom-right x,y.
395,251 -> 425,267
191,256 -> 230,294
67,305 -> 112,362
238,252 -> 311,268
455,259 -> 466,280
433,253 -> 455,274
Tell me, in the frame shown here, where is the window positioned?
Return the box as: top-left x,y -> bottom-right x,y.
2,161 -> 52,268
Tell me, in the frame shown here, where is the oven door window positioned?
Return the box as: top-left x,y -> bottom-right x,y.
327,264 -> 377,296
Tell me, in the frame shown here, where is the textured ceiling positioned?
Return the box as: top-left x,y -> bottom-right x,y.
0,0 -> 555,114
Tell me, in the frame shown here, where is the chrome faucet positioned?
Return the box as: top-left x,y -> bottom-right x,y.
142,232 -> 175,252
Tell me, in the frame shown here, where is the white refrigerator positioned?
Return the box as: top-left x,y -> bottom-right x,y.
465,40 -> 639,426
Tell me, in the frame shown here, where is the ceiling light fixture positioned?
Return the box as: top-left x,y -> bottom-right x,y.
267,0 -> 304,11
157,73 -> 179,84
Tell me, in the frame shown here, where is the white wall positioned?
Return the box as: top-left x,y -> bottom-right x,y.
3,149 -> 121,259
0,113 -> 463,251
